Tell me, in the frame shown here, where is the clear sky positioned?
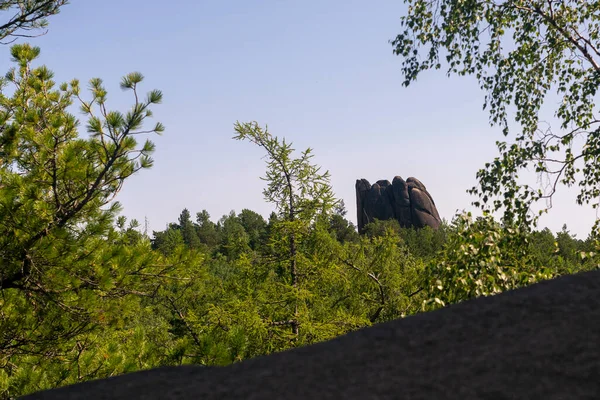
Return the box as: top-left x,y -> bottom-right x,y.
4,0 -> 597,238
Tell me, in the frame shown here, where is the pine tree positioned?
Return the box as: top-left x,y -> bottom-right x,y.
0,1 -> 67,43
237,209 -> 267,250
196,210 -> 220,248
177,208 -> 201,249
0,44 -> 179,396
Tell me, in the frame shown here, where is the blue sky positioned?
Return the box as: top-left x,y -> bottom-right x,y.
4,0 -> 597,237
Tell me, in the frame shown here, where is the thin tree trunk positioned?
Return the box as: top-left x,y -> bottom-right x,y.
290,232 -> 298,335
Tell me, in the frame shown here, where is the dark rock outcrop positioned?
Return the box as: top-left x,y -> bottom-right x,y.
27,270 -> 600,399
356,175 -> 441,233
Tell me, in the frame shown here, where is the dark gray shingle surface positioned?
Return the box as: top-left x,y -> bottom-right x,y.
25,269 -> 600,399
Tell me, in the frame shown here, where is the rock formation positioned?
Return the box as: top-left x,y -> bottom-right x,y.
356,176 -> 441,233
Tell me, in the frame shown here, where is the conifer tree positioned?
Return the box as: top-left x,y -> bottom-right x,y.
196,210 -> 220,248
0,0 -> 67,43
0,44 -> 176,394
178,208 -> 201,249
234,121 -> 337,336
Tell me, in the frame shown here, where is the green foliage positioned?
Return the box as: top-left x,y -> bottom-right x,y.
328,213 -> 359,243
178,209 -> 201,249
423,213 -> 556,310
196,210 -> 220,248
233,121 -> 338,336
397,224 -> 448,260
0,44 -> 202,397
339,228 -> 427,321
392,0 -> 600,230
361,218 -> 449,258
4,6 -> 600,396
528,224 -> 600,275
152,225 -> 184,256
363,218 -> 402,239
529,227 -> 559,266
218,211 -> 251,259
327,200 -> 359,243
0,1 -> 67,43
233,121 -> 337,223
391,0 -> 600,314
237,208 -> 267,250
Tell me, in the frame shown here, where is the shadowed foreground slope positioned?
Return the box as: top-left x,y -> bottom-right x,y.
26,270 -> 600,399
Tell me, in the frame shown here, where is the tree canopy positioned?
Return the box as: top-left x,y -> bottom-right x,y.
0,1 -> 67,43
392,0 -> 600,230
2,1 -> 600,398
0,44 -> 183,396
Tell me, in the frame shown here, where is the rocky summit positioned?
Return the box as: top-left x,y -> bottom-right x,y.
356,176 -> 441,233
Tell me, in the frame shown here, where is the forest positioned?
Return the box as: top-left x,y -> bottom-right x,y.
2,1 -> 600,398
